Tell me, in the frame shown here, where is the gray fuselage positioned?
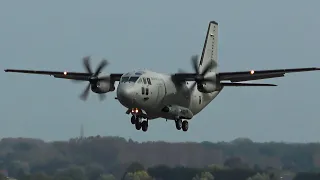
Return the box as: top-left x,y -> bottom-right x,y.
116,69 -> 222,120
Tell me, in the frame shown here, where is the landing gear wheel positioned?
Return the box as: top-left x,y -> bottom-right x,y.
175,119 -> 182,130
131,116 -> 135,124
141,121 -> 148,132
135,121 -> 141,130
182,121 -> 189,132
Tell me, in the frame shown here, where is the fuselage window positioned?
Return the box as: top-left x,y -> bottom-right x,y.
199,96 -> 201,104
147,78 -> 152,85
146,88 -> 149,95
143,78 -> 147,84
142,87 -> 145,94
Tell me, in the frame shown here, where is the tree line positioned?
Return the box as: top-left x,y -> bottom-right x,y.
1,162 -> 320,180
0,136 -> 320,179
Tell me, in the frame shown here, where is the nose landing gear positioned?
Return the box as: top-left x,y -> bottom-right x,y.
131,114 -> 148,132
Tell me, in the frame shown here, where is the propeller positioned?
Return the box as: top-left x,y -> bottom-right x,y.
180,55 -> 217,92
78,56 -> 109,101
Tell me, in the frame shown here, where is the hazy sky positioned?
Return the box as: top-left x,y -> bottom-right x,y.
1,1 -> 319,143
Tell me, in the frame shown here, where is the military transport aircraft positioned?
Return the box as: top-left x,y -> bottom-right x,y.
4,21 -> 320,132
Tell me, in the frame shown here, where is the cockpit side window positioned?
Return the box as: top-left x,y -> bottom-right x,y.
120,77 -> 129,83
137,78 -> 142,83
147,78 -> 152,85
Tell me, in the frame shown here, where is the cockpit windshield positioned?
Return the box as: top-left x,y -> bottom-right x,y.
120,71 -> 146,83
120,76 -> 140,83
128,76 -> 139,82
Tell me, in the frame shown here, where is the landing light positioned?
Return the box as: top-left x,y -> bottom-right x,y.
131,108 -> 139,113
63,71 -> 67,75
250,70 -> 254,75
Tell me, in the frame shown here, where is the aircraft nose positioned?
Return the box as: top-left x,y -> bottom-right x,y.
117,84 -> 137,107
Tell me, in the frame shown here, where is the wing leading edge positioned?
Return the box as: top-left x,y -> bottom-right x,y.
172,67 -> 320,85
217,67 -> 320,82
4,69 -> 123,82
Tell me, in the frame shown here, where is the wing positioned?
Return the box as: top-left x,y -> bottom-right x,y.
4,69 -> 123,81
172,67 -> 320,83
217,67 -> 320,82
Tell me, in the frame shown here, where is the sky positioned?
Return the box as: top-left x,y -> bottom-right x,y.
0,1 -> 320,143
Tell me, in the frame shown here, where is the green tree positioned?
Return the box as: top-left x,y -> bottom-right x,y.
85,163 -> 105,180
98,174 -> 116,180
28,172 -> 53,180
192,171 -> 214,180
207,164 -> 227,171
54,165 -> 87,180
126,162 -> 145,173
7,160 -> 30,177
247,173 -> 271,180
124,170 -> 153,180
224,157 -> 249,169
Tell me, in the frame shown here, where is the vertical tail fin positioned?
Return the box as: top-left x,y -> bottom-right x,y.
199,21 -> 218,73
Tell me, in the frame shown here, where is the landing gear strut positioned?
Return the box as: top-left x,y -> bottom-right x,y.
175,119 -> 189,131
131,116 -> 136,124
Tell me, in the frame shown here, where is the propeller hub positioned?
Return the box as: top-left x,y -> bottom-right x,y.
195,75 -> 204,82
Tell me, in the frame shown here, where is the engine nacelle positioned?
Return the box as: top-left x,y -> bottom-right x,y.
91,80 -> 115,94
196,72 -> 221,93
197,83 -> 218,93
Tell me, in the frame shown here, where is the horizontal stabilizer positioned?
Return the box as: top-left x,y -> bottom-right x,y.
221,82 -> 277,87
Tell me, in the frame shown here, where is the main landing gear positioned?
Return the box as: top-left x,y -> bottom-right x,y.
131,115 -> 148,132
175,119 -> 189,131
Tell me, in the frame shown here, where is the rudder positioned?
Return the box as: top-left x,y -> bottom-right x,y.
199,21 -> 218,73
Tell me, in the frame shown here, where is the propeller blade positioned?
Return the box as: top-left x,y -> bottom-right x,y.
93,59 -> 109,77
189,81 -> 197,93
191,55 -> 199,75
99,94 -> 107,101
201,61 -> 216,76
83,56 -> 93,74
80,83 -> 91,101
